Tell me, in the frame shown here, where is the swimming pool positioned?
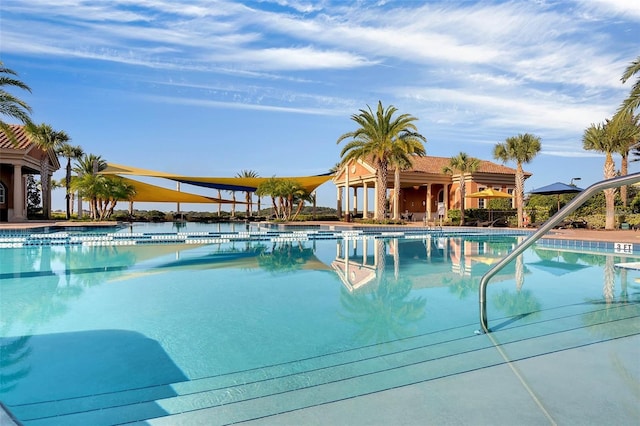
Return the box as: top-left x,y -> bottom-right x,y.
1,222 -> 638,425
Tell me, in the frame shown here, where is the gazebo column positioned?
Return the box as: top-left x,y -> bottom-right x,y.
12,165 -> 25,221
373,180 -> 379,220
426,184 -> 432,222
362,182 -> 368,219
444,183 -> 450,219
345,167 -> 350,220
336,186 -> 342,219
352,187 -> 358,216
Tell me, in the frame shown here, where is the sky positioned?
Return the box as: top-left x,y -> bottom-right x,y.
1,0 -> 638,213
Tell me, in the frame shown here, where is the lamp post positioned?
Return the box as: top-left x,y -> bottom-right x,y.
570,177 -> 581,186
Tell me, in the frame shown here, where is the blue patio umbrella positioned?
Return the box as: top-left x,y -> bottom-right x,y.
529,182 -> 584,212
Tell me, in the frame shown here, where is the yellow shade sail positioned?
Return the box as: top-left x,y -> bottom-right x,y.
102,163 -> 334,193
118,177 -> 238,204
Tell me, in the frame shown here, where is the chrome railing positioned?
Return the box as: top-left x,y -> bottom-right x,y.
478,172 -> 640,333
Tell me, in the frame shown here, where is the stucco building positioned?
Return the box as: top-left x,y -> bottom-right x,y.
0,124 -> 60,222
332,156 -> 530,222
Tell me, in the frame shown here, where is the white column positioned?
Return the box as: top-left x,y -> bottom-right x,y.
374,180 -> 379,220
352,187 -> 358,216
426,184 -> 432,221
362,182 -> 368,219
345,166 -> 350,220
444,183 -> 450,218
12,164 -> 25,221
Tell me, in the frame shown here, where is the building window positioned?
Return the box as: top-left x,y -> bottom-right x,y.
0,183 -> 5,204
478,187 -> 486,209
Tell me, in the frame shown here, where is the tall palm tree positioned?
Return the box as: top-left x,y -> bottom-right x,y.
56,143 -> 84,219
25,123 -> 70,219
583,120 -> 627,230
389,135 -> 427,220
619,55 -> 640,115
337,101 -> 426,220
442,152 -> 480,225
0,61 -> 32,144
613,112 -> 640,206
236,169 -> 259,217
493,133 -> 541,228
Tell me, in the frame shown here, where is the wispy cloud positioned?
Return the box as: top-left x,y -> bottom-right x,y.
1,0 -> 636,159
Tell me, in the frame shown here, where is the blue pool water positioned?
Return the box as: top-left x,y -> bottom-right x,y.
1,222 -> 639,425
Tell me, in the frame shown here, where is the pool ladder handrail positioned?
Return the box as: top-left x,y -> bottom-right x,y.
479,171 -> 640,333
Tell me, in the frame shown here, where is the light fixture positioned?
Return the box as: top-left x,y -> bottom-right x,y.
570,177 -> 582,186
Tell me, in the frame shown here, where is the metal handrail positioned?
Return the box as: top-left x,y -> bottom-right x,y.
478,171 -> 640,333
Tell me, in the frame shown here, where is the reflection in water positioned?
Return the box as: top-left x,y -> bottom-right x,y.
339,274 -> 426,345
1,231 -> 638,421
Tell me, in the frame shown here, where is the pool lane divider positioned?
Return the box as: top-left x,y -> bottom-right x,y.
0,227 -> 528,248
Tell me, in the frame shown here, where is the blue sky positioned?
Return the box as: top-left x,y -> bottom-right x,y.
1,0 -> 638,212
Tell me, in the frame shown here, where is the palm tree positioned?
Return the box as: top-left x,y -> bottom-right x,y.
619,55 -> 640,116
236,169 -> 259,217
442,152 -> 480,225
0,61 -> 32,144
389,135 -> 426,220
493,133 -> 541,228
73,154 -> 107,219
612,112 -> 640,206
56,143 -> 84,219
337,101 -> 426,220
25,123 -> 70,219
583,120 -> 626,230
256,177 -> 281,219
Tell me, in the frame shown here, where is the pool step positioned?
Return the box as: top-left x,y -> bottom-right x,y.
10,303 -> 639,426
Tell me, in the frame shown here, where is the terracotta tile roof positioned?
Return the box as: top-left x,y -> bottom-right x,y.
398,155 -> 531,176
0,124 -> 32,149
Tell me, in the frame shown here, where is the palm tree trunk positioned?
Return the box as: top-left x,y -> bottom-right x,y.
376,160 -> 388,220
604,153 -> 616,230
516,164 -> 524,227
393,167 -> 400,220
621,153 -> 628,206
459,176 -> 466,225
65,158 -> 72,220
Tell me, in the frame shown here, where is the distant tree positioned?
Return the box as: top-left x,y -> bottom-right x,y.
0,61 -> 32,144
493,133 -> 541,228
442,152 -> 480,225
56,143 -> 84,219
337,101 -> 426,220
236,169 -> 259,217
25,123 -> 70,219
